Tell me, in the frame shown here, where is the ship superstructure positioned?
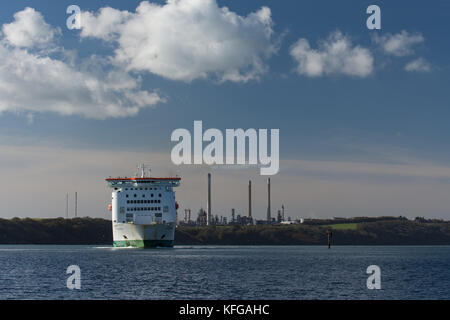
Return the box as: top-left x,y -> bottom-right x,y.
106,165 -> 181,248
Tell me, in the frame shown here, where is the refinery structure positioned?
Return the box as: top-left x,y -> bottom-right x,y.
179,173 -> 303,227
105,165 -> 181,248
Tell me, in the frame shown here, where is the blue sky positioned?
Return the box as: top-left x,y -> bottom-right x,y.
0,0 -> 450,219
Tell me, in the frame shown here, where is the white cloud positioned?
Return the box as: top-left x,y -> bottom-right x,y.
0,8 -> 165,119
80,7 -> 131,41
2,7 -> 60,48
404,58 -> 431,72
79,0 -> 278,82
374,30 -> 424,57
0,45 -> 164,119
289,31 -> 373,78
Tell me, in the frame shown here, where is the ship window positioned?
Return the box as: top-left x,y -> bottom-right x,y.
151,194 -> 154,197
142,194 -> 145,198
126,194 -> 129,198
134,194 -> 137,197
159,194 -> 162,197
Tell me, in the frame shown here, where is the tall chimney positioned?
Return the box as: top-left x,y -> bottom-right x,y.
248,180 -> 252,218
266,178 -> 271,222
75,191 -> 78,218
66,193 -> 69,219
207,173 -> 211,226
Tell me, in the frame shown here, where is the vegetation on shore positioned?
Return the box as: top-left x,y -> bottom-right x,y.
0,216 -> 449,245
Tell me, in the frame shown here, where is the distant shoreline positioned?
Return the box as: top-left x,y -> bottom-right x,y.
0,217 -> 449,246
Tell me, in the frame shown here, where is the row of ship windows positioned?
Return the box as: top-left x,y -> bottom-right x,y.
125,193 -> 162,198
114,187 -> 160,191
126,207 -> 161,212
127,200 -> 161,204
125,187 -> 159,190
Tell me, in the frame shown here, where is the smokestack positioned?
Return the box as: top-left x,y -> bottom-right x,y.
248,180 -> 252,218
74,192 -> 78,218
207,173 -> 211,226
266,178 -> 271,222
188,209 -> 191,223
282,205 -> 285,221
66,193 -> 69,219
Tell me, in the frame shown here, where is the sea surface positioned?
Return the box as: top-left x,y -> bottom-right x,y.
0,245 -> 449,300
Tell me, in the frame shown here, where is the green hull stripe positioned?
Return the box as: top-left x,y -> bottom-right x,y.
113,240 -> 174,248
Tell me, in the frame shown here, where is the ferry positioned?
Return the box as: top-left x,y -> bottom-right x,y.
106,165 -> 180,248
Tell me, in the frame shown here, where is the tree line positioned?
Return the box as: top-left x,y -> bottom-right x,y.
0,217 -> 449,245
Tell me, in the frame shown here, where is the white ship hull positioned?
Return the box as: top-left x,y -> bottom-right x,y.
113,222 -> 175,248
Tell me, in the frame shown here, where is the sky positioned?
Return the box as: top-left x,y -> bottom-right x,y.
0,0 -> 450,220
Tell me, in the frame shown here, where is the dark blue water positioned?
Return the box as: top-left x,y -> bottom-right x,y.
0,245 -> 448,299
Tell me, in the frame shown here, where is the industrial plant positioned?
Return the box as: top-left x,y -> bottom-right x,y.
178,173 -> 303,227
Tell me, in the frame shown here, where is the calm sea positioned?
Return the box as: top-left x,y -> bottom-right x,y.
0,245 -> 448,300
